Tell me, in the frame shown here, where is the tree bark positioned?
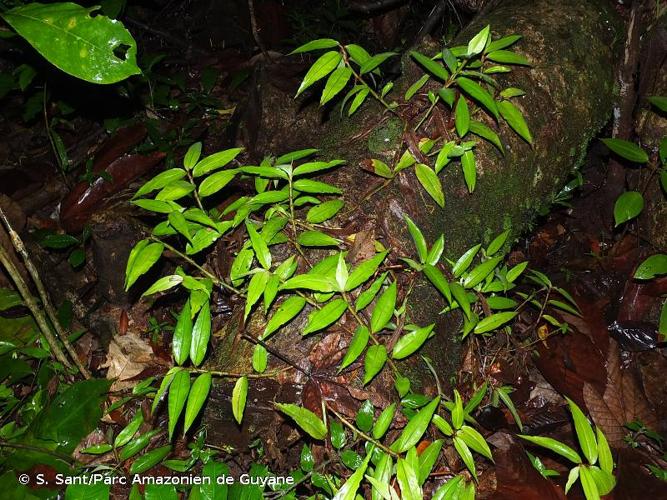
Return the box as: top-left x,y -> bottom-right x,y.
204,0 -> 621,443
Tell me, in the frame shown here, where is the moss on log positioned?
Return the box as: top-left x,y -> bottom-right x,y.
204,0 -> 621,439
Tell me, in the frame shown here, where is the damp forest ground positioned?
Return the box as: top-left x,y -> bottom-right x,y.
0,1 -> 666,499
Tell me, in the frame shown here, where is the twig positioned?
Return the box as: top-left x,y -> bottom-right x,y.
0,208 -> 91,379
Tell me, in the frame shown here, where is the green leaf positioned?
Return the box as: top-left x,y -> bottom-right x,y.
461,150 -> 476,193
192,148 -> 243,177
183,372 -> 212,435
276,148 -> 318,164
275,403 -> 327,440
252,344 -> 268,373
280,274 -> 337,293
453,436 -> 477,479
500,87 -> 526,98
130,445 -> 171,474
346,44 -> 371,65
415,163 -> 445,208
589,465 -> 616,495
296,51 -> 342,96
474,311 -> 517,334
648,95 -> 667,113
263,296 -> 307,339
339,325 -> 370,371
133,199 -> 182,214
370,281 -> 397,333
467,25 -> 490,56
354,400 -> 374,432
565,465 -> 580,494
2,3 -> 140,84
114,411 -> 143,448
391,397 -> 440,453
246,221 -> 272,269
372,403 -> 396,440
172,301 -> 193,365
307,199 -> 345,223
397,458 -> 423,500
450,282 -> 471,320
487,34 -> 522,52
155,180 -> 195,201
333,453 -> 371,500
125,240 -> 163,291
567,398 -> 597,465
600,138 -> 648,163
152,367 -> 180,414
519,434 -> 582,464
469,120 -> 503,153
410,51 -> 448,81
38,232 -> 79,249
119,429 -> 160,462
392,324 -> 435,359
360,52 -> 397,74
330,420 -> 346,449
596,427 -> 614,474
498,100 -> 532,144
167,211 -> 192,242
456,77 -> 498,118
297,230 -> 340,247
418,439 -> 443,485
487,50 -> 530,65
486,230 -> 510,256
347,251 -> 388,291
136,169 -> 187,199
438,87 -> 456,107
293,179 -> 342,194
405,74 -> 430,101
455,97 -> 470,137
168,370 -> 190,440
364,344 -> 387,384
348,87 -> 369,115
142,275 -> 183,297
198,170 -> 237,197
427,235 -> 445,265
633,253 -> 667,279
579,466 -> 600,500
458,425 -> 492,460
245,270 -> 270,320
464,256 -> 502,288
423,264 -> 452,303
452,390 -> 464,429
613,191 -> 644,227
290,38 -> 339,54
190,303 -> 211,366
232,376 -> 248,425
453,244 -> 480,277
303,298 -> 347,335
404,215 -> 427,263
183,142 -> 202,169
321,66 -> 352,105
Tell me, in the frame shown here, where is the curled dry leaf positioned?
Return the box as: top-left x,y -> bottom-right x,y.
101,332 -> 167,391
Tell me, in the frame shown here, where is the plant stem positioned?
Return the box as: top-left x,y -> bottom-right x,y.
0,209 -> 90,378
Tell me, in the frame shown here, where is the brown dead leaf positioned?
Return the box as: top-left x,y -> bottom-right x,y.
101,332 -> 161,391
583,342 -> 658,446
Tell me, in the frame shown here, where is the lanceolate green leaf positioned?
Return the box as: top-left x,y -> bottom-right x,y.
303,298 -> 347,335
134,169 -> 187,198
392,324 -> 435,359
306,199 -> 345,223
198,170 -> 237,197
364,344 -> 387,385
469,121 -> 503,153
467,25 -> 490,56
415,163 -> 445,208
487,50 -> 530,66
290,38 -> 339,54
262,296 -> 307,339
246,221 -> 272,269
410,51 -> 448,81
634,254 -> 667,280
453,436 -> 476,479
192,148 -> 243,177
456,77 -> 498,119
423,264 -> 452,303
275,403 -> 327,440
168,370 -> 190,440
142,275 -> 183,297
129,445 -> 171,474
339,325 -> 370,371
498,100 -> 532,144
396,458 -> 423,500
474,311 -> 517,334
391,397 -> 440,453
172,301 -> 193,365
458,425 -> 493,460
347,251 -> 388,291
455,97 -> 470,137
370,281 -> 397,333
190,303 -> 211,366
2,3 -> 140,84
125,240 -> 164,291
404,215 -> 427,263
579,465 -> 600,500
600,138 -> 648,163
245,270 -> 270,320
232,376 -> 248,425
464,255 -> 502,288
333,452 -> 372,500
296,51 -> 342,96
567,398 -> 597,465
461,150 -> 476,193
519,434 -> 582,464
373,403 -> 396,440
321,66 -> 352,105
183,372 -> 212,435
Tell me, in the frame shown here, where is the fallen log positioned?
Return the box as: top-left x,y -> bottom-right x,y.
204,0 -> 621,444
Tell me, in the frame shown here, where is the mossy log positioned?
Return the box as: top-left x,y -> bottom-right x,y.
204,0 -> 621,444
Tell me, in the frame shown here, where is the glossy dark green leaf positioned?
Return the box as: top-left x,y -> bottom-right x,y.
275,403 -> 327,440
280,274 -> 337,293
303,298 -> 347,335
418,439 -> 443,485
392,324 -> 435,359
405,74 -> 430,101
355,400 -> 375,432
613,191 -> 644,227
600,138 -> 648,163
135,169 -> 187,198
190,303 -> 211,366
119,429 -> 160,461
167,370 -> 190,440
330,420 -> 346,449
293,179 -> 342,194
461,150 -> 476,193
450,282 -> 471,320
245,270 -> 270,320
487,34 -> 522,52
372,403 -> 396,440
130,445 -> 171,474
455,97 -> 470,137
453,436 -> 476,479
397,458 -> 423,500
246,221 -> 272,269
464,255 -> 502,288
469,121 -> 503,153
333,453 -> 371,500
183,372 -> 212,434
360,51 -> 397,74
458,425 -> 492,459
114,411 -> 143,448
2,3 -> 140,84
